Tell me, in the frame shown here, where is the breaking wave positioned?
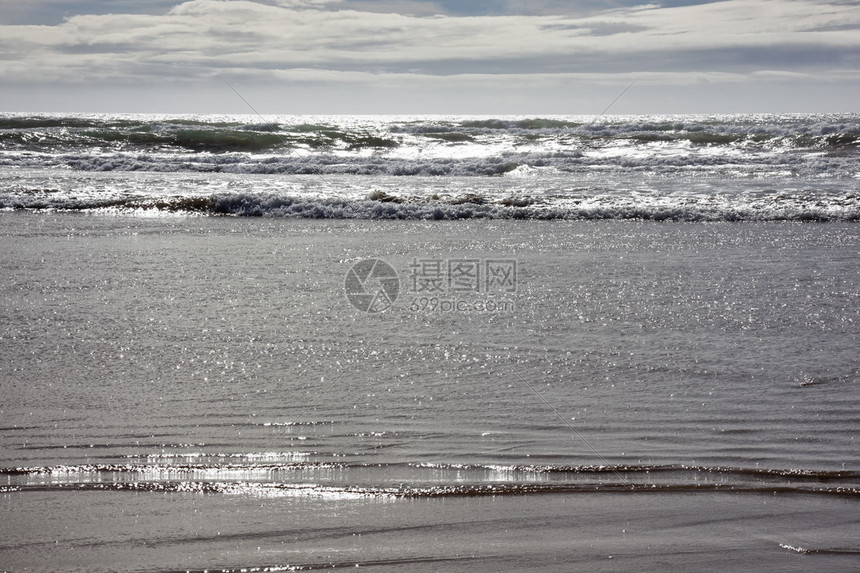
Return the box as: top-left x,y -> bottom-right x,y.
2,112 -> 857,221
1,112 -> 858,177
3,190 -> 858,221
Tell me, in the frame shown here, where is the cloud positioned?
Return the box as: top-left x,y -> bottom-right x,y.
0,0 -> 180,25
0,0 -> 858,112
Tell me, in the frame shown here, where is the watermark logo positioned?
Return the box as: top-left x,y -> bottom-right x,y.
409,258 -> 517,294
345,257 -> 517,313
344,259 -> 400,313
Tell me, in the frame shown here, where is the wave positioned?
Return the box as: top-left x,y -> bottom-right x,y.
2,144 -> 856,177
3,151 -> 531,176
2,147 -> 856,182
0,114 -> 400,154
174,556 -> 476,573
7,461 -> 857,478
3,461 -> 857,499
3,191 -> 857,221
780,544 -> 860,555
409,462 -> 860,479
4,480 -> 857,499
2,461 -> 346,476
3,113 -> 857,221
1,113 -> 857,172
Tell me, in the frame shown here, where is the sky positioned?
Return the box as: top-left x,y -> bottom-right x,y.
1,0 -> 858,114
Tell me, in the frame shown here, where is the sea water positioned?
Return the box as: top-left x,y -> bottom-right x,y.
1,113 -> 858,220
1,113 -> 858,571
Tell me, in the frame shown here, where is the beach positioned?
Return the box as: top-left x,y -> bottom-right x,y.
1,212 -> 858,571
2,0 -> 860,562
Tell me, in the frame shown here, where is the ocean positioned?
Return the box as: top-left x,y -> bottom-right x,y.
1,113 -> 858,571
1,112 -> 858,220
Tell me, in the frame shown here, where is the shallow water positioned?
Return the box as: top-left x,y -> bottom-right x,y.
1,213 -> 858,571
3,490 -> 859,572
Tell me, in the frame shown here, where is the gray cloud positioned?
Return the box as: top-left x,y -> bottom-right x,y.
0,0 -> 858,112
0,0 -> 179,25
